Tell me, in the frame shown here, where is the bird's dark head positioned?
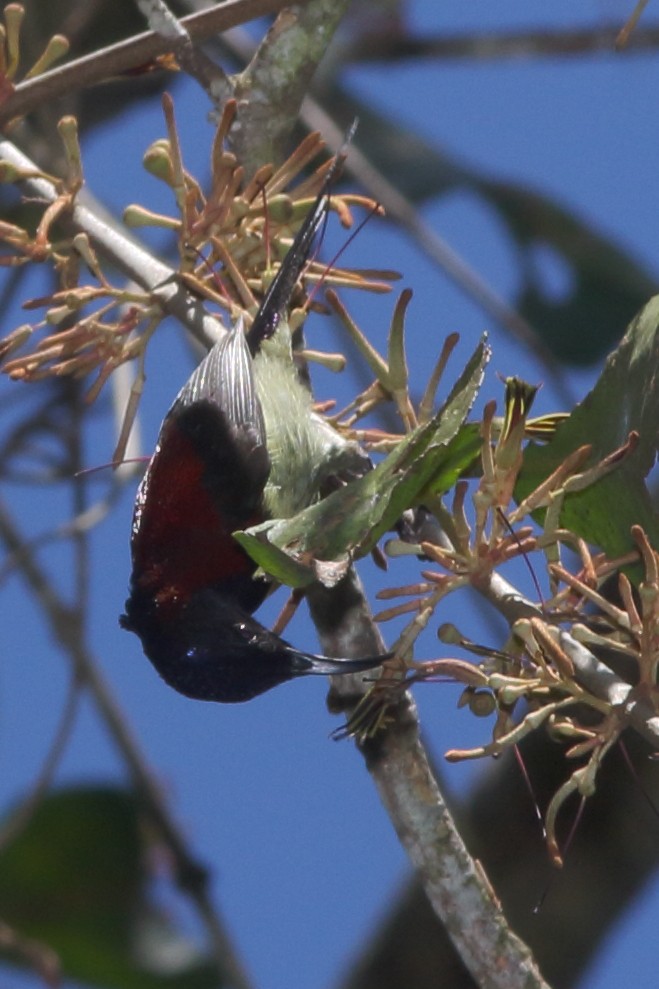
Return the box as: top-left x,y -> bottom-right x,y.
122,583 -> 384,704
121,585 -> 302,703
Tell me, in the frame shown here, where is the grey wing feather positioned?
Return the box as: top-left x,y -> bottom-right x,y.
175,317 -> 266,447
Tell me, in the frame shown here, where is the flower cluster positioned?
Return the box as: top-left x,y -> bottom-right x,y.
332,343 -> 655,862
0,96 -> 392,410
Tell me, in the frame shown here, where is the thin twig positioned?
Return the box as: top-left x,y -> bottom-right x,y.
0,497 -> 254,989
218,28 -> 566,390
0,675 -> 81,852
0,488 -> 132,583
0,0 -> 298,127
474,570 -> 659,748
617,1 -> 652,48
136,0 -> 229,104
343,21 -> 659,64
0,139 -> 227,349
0,919 -> 60,987
301,99 -> 563,381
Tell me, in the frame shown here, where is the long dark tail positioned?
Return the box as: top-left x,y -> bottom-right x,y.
246,124 -> 356,356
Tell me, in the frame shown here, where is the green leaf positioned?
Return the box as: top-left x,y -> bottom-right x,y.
0,786 -> 227,989
517,295 -> 659,564
235,338 -> 488,587
328,84 -> 657,365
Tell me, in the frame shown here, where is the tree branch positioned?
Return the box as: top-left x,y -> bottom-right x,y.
360,698 -> 551,989
231,0 -> 350,172
136,0 -> 230,104
0,0 -> 299,128
308,573 -> 549,989
343,22 -> 659,65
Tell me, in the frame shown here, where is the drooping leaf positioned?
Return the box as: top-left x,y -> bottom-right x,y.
0,786 -> 227,989
517,295 -> 659,564
327,84 -> 658,365
480,178 -> 658,366
235,338 -> 488,587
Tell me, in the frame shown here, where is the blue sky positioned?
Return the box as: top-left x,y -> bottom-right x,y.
2,2 -> 659,988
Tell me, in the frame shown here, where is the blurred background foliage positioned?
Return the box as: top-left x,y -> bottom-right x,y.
1,2 -> 659,989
